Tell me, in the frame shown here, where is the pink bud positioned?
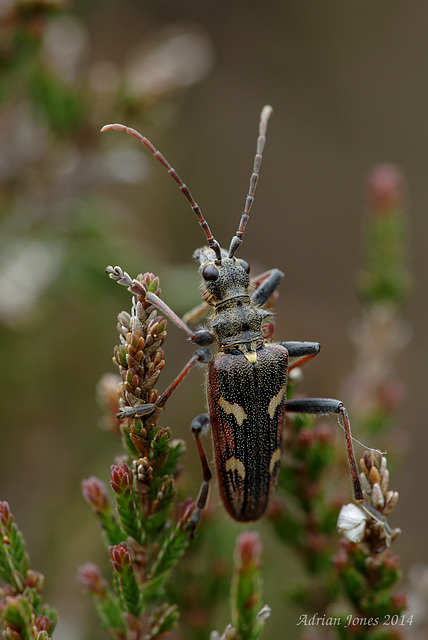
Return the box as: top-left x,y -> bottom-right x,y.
235,531 -> 262,573
109,542 -> 132,573
81,477 -> 110,513
78,563 -> 108,597
366,164 -> 405,214
110,462 -> 132,494
0,501 -> 12,527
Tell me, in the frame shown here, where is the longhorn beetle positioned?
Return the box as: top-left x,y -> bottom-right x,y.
102,107 -> 391,542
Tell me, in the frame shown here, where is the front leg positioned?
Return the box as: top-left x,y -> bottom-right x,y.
108,267 -> 216,420
107,265 -> 214,346
117,348 -> 212,419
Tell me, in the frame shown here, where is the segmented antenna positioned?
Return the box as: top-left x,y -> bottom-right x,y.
100,123 -> 222,262
228,105 -> 273,258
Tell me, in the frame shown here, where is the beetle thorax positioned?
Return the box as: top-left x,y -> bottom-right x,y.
211,299 -> 268,356
203,257 -> 270,357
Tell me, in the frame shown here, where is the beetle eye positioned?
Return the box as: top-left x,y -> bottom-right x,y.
240,259 -> 250,274
202,264 -> 219,281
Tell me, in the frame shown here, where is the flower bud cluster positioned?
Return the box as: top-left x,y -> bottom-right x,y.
113,273 -> 167,415
360,450 -> 399,517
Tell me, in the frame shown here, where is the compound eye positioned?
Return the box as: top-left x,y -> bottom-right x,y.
240,259 -> 250,274
202,264 -> 219,281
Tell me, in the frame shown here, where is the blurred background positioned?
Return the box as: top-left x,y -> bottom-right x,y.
0,0 -> 426,638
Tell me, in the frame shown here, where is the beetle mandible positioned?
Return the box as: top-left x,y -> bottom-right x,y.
103,107 -> 391,539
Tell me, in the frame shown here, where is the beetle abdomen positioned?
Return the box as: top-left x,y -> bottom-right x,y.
207,344 -> 288,521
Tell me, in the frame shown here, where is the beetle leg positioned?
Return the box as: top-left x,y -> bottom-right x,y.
155,348 -> 212,408
285,398 -> 362,500
187,414 -> 213,534
251,268 -> 284,306
144,291 -> 214,345
117,348 -> 212,419
285,397 -> 392,547
182,301 -> 211,325
357,501 -> 393,549
280,340 -> 320,370
107,266 -> 214,345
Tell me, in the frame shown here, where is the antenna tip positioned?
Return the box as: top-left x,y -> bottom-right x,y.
261,105 -> 273,120
100,124 -> 113,132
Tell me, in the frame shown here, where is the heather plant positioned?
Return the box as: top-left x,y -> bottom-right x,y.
0,502 -> 57,640
79,271 -> 194,638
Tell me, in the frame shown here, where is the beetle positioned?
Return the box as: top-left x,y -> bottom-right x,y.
103,107 -> 391,539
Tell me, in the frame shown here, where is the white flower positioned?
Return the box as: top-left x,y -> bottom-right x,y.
337,503 -> 368,543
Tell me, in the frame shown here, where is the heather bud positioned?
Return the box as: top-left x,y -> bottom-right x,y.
109,542 -> 132,574
78,563 -> 109,597
82,477 -> 110,514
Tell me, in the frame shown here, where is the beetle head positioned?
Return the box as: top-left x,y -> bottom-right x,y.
193,247 -> 251,304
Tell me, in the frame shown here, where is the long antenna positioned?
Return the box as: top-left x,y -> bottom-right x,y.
101,123 -> 222,262
228,105 -> 273,258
